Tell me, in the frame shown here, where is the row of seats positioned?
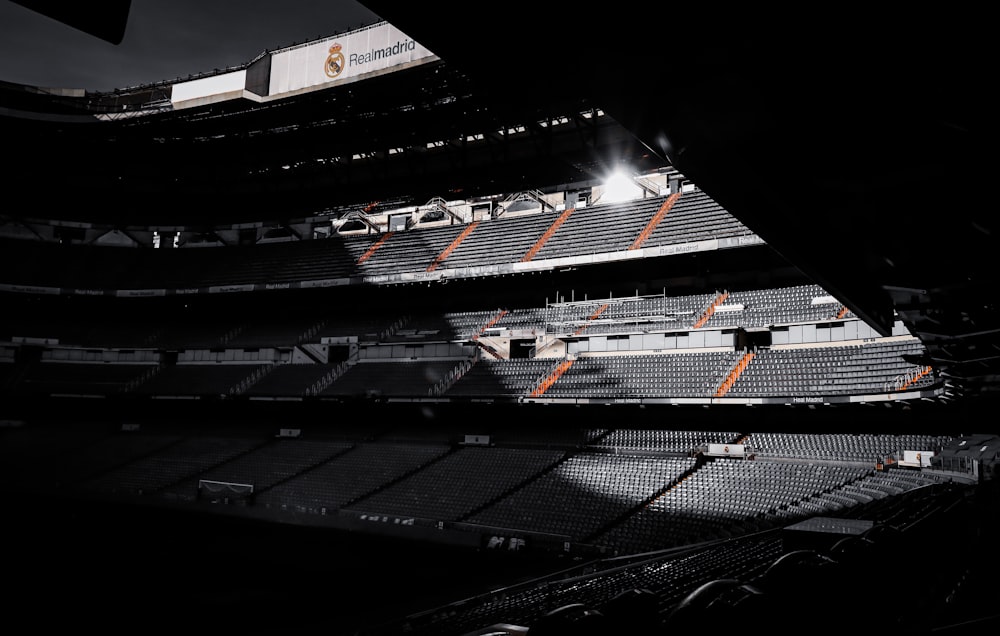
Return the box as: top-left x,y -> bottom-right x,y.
1,423 -> 955,560
0,283 -> 868,349
0,188 -> 753,291
0,337 -> 938,399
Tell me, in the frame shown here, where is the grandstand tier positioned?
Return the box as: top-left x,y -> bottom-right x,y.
1,5 -> 996,634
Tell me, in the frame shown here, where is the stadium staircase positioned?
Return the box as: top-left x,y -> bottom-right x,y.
520,207 -> 575,262
340,445 -> 460,510
629,191 -> 681,250
473,340 -> 505,360
693,290 -> 729,329
230,364 -> 274,396
714,350 -> 755,398
529,358 -> 576,398
356,231 -> 393,265
152,438 -> 275,502
478,309 -> 508,334
455,449 -> 573,524
427,221 -> 479,272
581,454 -> 705,545
248,443 -> 357,505
573,303 -> 610,336
429,359 -> 475,396
123,364 -> 163,393
305,360 -> 351,396
899,365 -> 934,392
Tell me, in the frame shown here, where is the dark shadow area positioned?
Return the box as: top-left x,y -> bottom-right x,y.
5,489 -> 572,635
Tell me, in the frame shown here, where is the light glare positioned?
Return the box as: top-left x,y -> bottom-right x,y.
602,171 -> 642,203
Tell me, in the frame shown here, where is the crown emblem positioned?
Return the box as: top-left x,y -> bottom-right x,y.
325,43 -> 346,79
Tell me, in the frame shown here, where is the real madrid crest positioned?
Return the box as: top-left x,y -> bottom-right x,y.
325,43 -> 345,79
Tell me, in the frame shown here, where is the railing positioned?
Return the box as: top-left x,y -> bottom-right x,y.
529,358 -> 575,398
886,365 -> 933,392
124,364 -> 163,393
230,364 -> 273,396
430,358 -> 475,396
299,319 -> 328,344
220,325 -> 244,346
693,291 -> 729,329
425,196 -> 466,223
495,189 -> 554,216
351,210 -> 385,234
634,176 -> 663,197
306,360 -> 351,396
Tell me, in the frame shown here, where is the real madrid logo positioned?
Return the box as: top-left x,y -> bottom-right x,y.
325,43 -> 345,79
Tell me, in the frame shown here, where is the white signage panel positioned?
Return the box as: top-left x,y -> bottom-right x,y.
269,22 -> 437,96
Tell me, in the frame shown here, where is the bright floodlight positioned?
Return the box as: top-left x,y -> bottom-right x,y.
602,170 -> 642,203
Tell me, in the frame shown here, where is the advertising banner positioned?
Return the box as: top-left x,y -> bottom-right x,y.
269,22 -> 436,97
707,443 -> 746,457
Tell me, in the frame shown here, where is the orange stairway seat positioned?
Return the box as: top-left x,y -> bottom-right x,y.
356,232 -> 393,265
629,191 -> 682,251
714,350 -> 755,398
427,221 -> 480,272
520,208 -> 575,262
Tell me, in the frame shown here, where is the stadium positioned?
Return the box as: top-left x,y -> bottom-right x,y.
1,3 -> 997,634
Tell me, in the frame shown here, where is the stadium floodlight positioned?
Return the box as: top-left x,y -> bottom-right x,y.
601,170 -> 643,204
